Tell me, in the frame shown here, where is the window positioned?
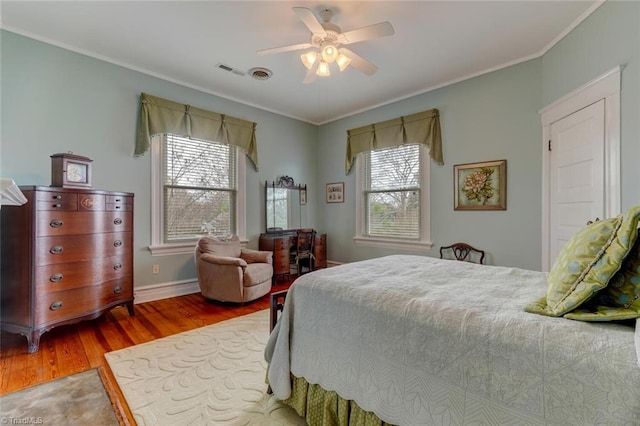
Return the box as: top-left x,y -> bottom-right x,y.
149,134 -> 246,255
354,144 -> 431,249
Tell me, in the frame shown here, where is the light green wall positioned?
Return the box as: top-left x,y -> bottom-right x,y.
0,31 -> 318,289
541,0 -> 639,210
1,0 -> 638,286
318,60 -> 543,270
316,0 -> 639,271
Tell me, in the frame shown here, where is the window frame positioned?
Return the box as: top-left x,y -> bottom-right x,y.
354,144 -> 432,250
148,134 -> 246,256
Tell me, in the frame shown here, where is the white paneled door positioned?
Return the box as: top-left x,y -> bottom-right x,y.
548,99 -> 605,266
541,67 -> 620,271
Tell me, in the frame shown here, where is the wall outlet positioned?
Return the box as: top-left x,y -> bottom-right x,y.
152,264 -> 159,274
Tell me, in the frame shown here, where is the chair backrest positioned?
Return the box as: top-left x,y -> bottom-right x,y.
439,242 -> 485,264
198,235 -> 241,258
296,228 -> 316,255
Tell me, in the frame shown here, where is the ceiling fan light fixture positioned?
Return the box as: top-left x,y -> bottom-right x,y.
336,53 -> 351,71
258,7 -> 393,83
321,43 -> 339,63
316,61 -> 331,77
300,51 -> 317,69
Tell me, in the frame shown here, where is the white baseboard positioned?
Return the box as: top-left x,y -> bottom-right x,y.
134,279 -> 200,304
134,262 -> 345,304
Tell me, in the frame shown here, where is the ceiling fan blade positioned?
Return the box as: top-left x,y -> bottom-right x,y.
340,48 -> 378,76
303,61 -> 319,84
293,7 -> 326,36
339,22 -> 394,44
257,43 -> 313,56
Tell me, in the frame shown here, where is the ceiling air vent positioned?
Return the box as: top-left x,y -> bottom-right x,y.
216,63 -> 245,76
249,67 -> 273,81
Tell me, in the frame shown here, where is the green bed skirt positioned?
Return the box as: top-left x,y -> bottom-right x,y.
282,375 -> 395,426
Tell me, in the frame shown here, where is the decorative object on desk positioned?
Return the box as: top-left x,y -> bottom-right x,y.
299,184 -> 307,205
278,175 -> 295,188
0,178 -> 27,207
454,159 -> 506,210
326,182 -> 344,203
50,152 -> 93,189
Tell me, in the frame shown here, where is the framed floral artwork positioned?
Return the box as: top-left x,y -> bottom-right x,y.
454,160 -> 506,210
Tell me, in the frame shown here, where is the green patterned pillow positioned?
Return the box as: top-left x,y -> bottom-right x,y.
525,206 -> 640,317
564,229 -> 640,321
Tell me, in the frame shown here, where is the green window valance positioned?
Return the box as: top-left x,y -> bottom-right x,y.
135,93 -> 259,170
345,108 -> 443,174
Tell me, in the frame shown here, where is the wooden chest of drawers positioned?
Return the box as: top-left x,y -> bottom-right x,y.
0,186 -> 134,353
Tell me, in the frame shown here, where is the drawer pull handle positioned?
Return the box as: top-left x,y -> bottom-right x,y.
115,205 -> 121,210
52,203 -> 62,208
50,301 -> 63,310
115,198 -> 122,202
114,218 -> 123,225
50,246 -> 63,254
114,240 -> 123,247
50,273 -> 63,282
53,195 -> 62,200
114,263 -> 122,270
113,286 -> 123,294
50,219 -> 64,228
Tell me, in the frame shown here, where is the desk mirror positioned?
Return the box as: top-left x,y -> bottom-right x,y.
265,177 -> 307,233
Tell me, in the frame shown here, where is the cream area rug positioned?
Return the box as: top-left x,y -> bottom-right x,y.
104,309 -> 305,425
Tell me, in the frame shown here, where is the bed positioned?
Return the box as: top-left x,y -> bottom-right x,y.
265,255 -> 640,425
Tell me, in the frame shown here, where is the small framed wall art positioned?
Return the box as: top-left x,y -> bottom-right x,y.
454,159 -> 506,210
326,182 -> 344,203
299,185 -> 307,205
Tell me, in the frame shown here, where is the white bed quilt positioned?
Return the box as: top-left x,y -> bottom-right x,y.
265,255 -> 640,425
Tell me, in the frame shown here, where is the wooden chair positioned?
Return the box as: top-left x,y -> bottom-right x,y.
439,242 -> 485,264
269,289 -> 288,332
294,228 -> 316,275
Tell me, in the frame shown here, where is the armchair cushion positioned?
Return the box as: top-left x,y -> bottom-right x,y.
198,235 -> 241,258
241,248 -> 273,264
244,263 -> 274,288
200,253 -> 247,267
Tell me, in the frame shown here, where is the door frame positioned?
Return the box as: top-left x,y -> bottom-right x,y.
539,66 -> 621,271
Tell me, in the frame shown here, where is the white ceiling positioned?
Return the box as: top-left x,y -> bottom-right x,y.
1,1 -> 600,125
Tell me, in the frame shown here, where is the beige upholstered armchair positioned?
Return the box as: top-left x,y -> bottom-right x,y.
194,235 -> 273,303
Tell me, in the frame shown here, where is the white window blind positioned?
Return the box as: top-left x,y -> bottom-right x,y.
162,135 -> 236,242
363,144 -> 420,239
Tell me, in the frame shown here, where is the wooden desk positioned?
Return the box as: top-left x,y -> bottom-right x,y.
259,230 -> 327,283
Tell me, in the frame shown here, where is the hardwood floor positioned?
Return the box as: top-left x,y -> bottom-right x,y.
0,280 -> 292,424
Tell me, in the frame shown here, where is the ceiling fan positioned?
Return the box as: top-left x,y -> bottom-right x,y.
257,7 -> 394,83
